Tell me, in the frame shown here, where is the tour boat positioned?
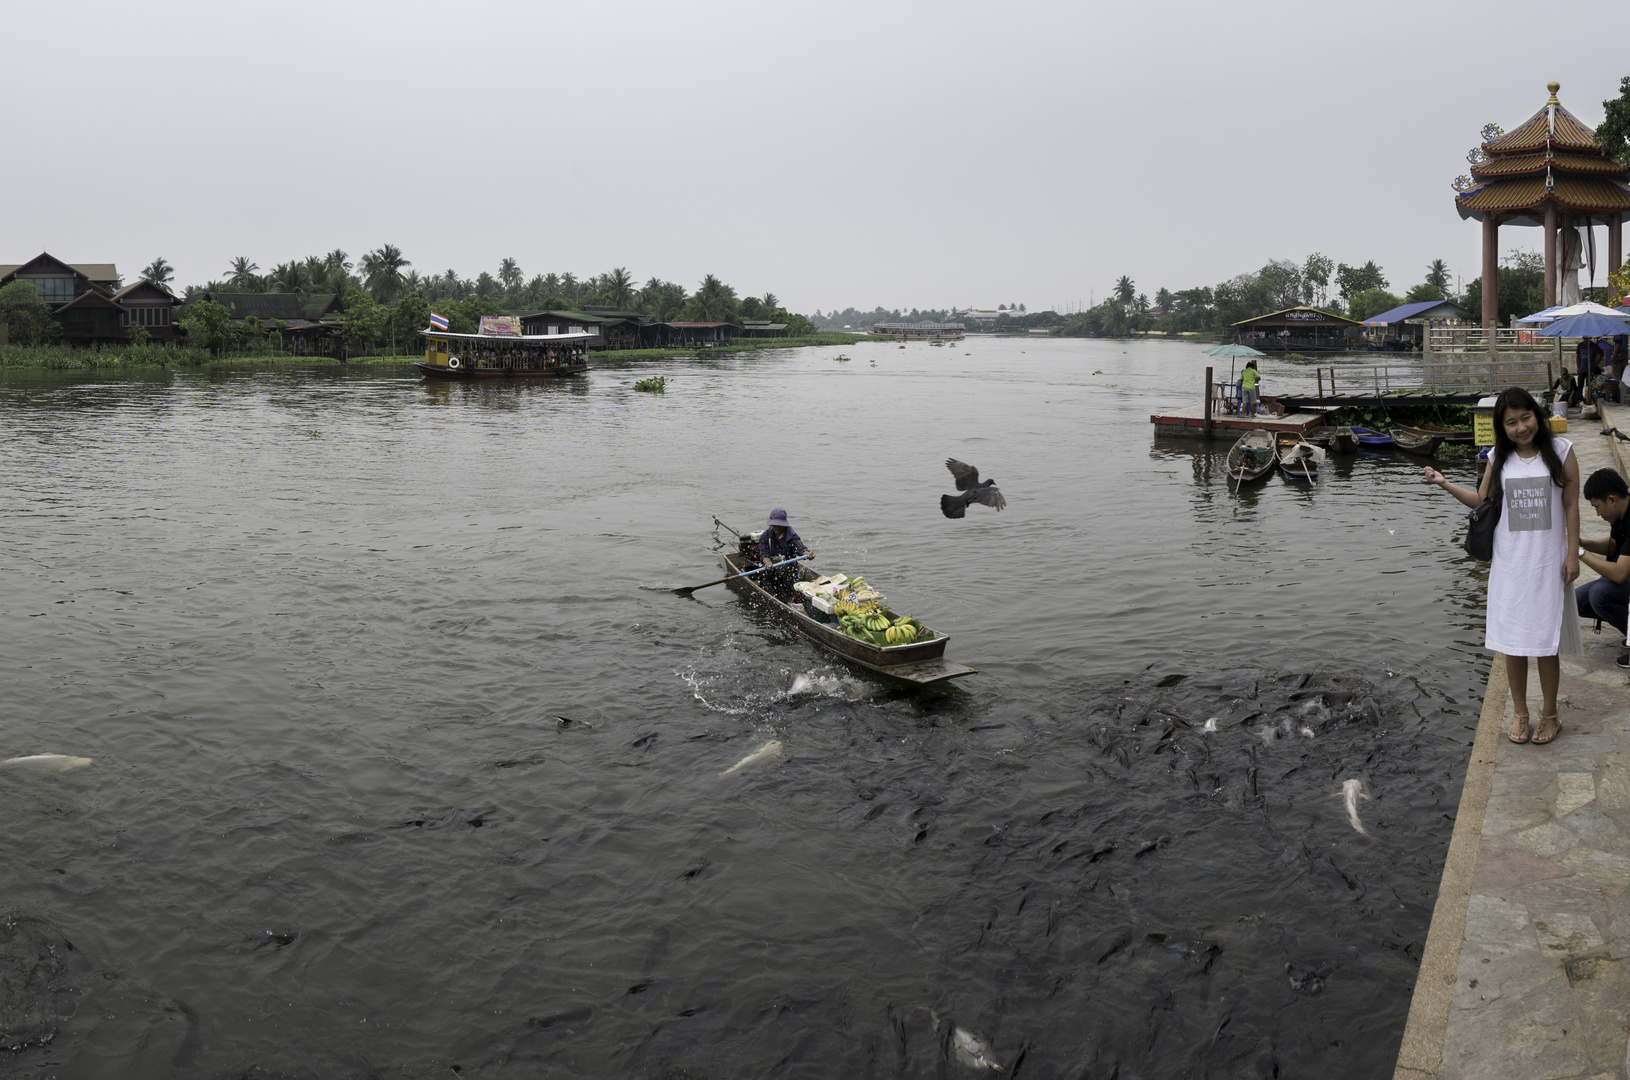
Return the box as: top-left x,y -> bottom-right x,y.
414,328 -> 592,380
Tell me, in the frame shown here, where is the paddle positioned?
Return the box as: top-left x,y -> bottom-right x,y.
673,554 -> 812,596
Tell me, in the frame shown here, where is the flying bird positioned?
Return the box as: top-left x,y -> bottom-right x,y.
941,458 -> 1006,518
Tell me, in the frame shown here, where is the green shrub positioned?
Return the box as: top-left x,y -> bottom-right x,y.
633,375 -> 666,393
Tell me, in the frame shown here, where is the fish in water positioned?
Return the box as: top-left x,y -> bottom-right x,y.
721,739 -> 783,775
789,673 -> 813,695
1299,726 -> 1315,739
940,458 -> 1007,519
1341,779 -> 1370,836
951,1026 -> 1003,1071
1202,718 -> 1218,733
1,754 -> 92,772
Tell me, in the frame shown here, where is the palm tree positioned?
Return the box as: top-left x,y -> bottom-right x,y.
142,257 -> 174,285
325,250 -> 351,273
362,244 -> 411,304
403,270 -> 424,293
685,274 -> 737,322
1114,276 -> 1136,309
498,258 -> 523,292
600,267 -> 635,309
268,261 -> 308,293
474,272 -> 499,302
1425,259 -> 1452,298
226,257 -> 259,290
541,273 -> 562,299
760,292 -> 780,315
559,272 -> 580,301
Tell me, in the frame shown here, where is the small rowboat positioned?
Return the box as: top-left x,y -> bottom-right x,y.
1226,429 -> 1276,487
719,550 -> 975,685
1348,425 -> 1394,448
1391,428 -> 1443,456
1307,426 -> 1359,454
1277,436 -> 1322,480
1394,422 -> 1473,444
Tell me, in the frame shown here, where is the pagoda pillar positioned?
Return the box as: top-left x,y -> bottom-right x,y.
1611,214 -> 1623,276
1482,214 -> 1499,329
1544,203 -> 1558,304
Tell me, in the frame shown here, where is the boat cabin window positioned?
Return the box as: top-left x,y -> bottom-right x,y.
437,340 -> 447,353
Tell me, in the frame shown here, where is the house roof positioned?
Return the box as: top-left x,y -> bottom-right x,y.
54,290 -> 124,312
111,279 -> 177,303
664,322 -> 738,328
0,253 -> 119,284
1361,300 -> 1466,326
1456,174 -> 1630,218
1485,87 -> 1601,153
1232,306 -> 1361,327
741,322 -> 788,331
195,292 -> 341,322
1472,150 -> 1629,179
518,309 -> 610,324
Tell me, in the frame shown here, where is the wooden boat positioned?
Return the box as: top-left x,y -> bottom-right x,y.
1348,425 -> 1394,448
1306,426 -> 1359,454
719,550 -> 975,685
1391,428 -> 1443,456
413,328 -> 591,380
1226,430 -> 1276,487
1277,436 -> 1321,480
1394,422 -> 1473,444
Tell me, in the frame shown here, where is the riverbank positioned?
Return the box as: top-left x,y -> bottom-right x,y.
1395,404 -> 1630,1079
0,333 -> 876,370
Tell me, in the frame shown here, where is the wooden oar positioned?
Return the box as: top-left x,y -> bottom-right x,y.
673,554 -> 811,596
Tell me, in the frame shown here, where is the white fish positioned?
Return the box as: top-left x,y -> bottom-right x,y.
1342,779 -> 1370,836
1,754 -> 92,772
721,739 -> 782,775
1299,726 -> 1315,739
1202,718 -> 1218,733
789,673 -> 813,695
952,1027 -> 1003,1071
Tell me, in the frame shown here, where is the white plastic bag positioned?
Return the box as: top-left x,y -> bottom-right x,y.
1560,576 -> 1584,656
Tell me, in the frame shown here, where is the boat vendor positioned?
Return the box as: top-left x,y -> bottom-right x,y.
759,508 -> 813,601
1240,361 -> 1260,416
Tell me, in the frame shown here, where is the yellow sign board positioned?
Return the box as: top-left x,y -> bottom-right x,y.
1474,412 -> 1495,446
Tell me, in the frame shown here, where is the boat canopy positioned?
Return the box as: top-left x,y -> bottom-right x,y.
418,329 -> 595,343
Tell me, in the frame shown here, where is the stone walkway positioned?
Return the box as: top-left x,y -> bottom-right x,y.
1396,405 -> 1630,1080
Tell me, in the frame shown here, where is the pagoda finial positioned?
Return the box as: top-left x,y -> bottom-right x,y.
1547,81 -> 1560,104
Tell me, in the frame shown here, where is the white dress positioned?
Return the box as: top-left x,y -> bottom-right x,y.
1485,438 -> 1573,656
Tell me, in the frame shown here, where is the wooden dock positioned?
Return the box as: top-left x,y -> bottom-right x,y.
1149,405 -> 1333,438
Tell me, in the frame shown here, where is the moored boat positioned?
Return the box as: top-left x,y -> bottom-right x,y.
718,550 -> 975,685
1277,435 -> 1322,480
1226,429 -> 1276,487
1306,426 -> 1359,454
1391,428 -> 1443,456
1348,425 -> 1394,448
414,324 -> 592,380
1394,422 -> 1473,444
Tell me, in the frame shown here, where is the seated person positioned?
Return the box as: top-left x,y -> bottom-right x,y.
1576,468 -> 1630,668
759,508 -> 812,601
1592,362 -> 1614,406
1549,366 -> 1579,408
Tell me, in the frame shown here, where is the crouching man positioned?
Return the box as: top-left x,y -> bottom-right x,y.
1577,467 -> 1630,668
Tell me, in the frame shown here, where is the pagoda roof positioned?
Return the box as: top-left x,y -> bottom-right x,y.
1457,174 -> 1630,219
1472,150 -> 1629,179
1485,87 -> 1599,153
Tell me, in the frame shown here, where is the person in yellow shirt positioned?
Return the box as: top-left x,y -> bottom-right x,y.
1240,361 -> 1260,415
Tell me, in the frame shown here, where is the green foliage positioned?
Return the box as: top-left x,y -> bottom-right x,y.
0,343 -> 212,368
1336,261 -> 1387,303
362,244 -> 411,304
0,280 -> 62,346
1327,402 -> 1471,433
393,291 -> 432,349
1303,253 -> 1334,307
1348,288 -> 1402,321
684,274 -> 737,322
1464,250 -> 1546,326
239,315 -> 266,350
141,257 -> 174,285
1598,75 -> 1630,162
179,299 -> 235,355
442,297 -> 503,335
341,292 -> 383,350
633,375 -> 666,393
1404,282 -> 1445,303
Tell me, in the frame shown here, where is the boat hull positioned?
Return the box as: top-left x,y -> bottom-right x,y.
1226,430 -> 1277,485
719,552 -> 974,685
414,361 -> 587,380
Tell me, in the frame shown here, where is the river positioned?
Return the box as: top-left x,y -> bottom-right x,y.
0,338 -> 1492,1078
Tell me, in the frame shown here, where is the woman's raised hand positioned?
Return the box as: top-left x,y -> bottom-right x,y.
1422,466 -> 1446,487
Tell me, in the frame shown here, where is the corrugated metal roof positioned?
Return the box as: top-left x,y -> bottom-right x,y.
1361,300 -> 1464,326
1231,306 -> 1360,327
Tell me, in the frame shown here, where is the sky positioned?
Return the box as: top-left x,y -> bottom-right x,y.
9,0 -> 1627,314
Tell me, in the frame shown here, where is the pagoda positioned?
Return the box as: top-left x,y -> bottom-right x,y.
1454,81 -> 1630,327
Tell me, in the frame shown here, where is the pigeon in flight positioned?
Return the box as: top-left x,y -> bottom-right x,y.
941,458 -> 1006,518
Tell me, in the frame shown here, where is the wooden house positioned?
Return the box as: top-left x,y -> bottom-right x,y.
190,292 -> 345,355
1230,306 -> 1361,353
0,252 -> 180,345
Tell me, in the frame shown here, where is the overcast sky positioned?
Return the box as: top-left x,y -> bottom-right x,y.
11,0 -> 1627,313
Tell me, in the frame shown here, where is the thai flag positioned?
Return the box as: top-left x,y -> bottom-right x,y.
429,312 -> 449,330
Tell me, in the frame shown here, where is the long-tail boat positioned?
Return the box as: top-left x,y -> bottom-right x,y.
1226,430 -> 1277,487
718,548 -> 974,685
1277,435 -> 1322,480
1391,428 -> 1444,456
1394,422 -> 1473,444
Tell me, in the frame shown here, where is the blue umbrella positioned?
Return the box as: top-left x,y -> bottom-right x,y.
1202,343 -> 1266,357
1532,312 -> 1630,338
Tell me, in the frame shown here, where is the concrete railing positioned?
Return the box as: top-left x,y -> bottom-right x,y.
1317,358 -> 1553,398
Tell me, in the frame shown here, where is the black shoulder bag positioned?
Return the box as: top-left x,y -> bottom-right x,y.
1465,482 -> 1501,561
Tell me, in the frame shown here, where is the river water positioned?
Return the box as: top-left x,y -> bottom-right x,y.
0,339 -> 1492,1079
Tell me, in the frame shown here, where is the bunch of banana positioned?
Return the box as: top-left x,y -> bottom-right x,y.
884,615 -> 928,645
863,612 -> 891,633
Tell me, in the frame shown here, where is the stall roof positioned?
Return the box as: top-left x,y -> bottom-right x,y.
418,329 -> 594,342
1232,306 -> 1361,328
1361,300 -> 1465,326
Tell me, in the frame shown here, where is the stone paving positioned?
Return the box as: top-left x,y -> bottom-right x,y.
1397,406 -> 1630,1080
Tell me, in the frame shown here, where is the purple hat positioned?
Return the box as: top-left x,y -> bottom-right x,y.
767,508 -> 791,528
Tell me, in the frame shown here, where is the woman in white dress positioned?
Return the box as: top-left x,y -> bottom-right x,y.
1424,388 -> 1580,744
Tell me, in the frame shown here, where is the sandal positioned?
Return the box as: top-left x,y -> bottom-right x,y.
1508,713 -> 1532,743
1532,713 -> 1562,745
